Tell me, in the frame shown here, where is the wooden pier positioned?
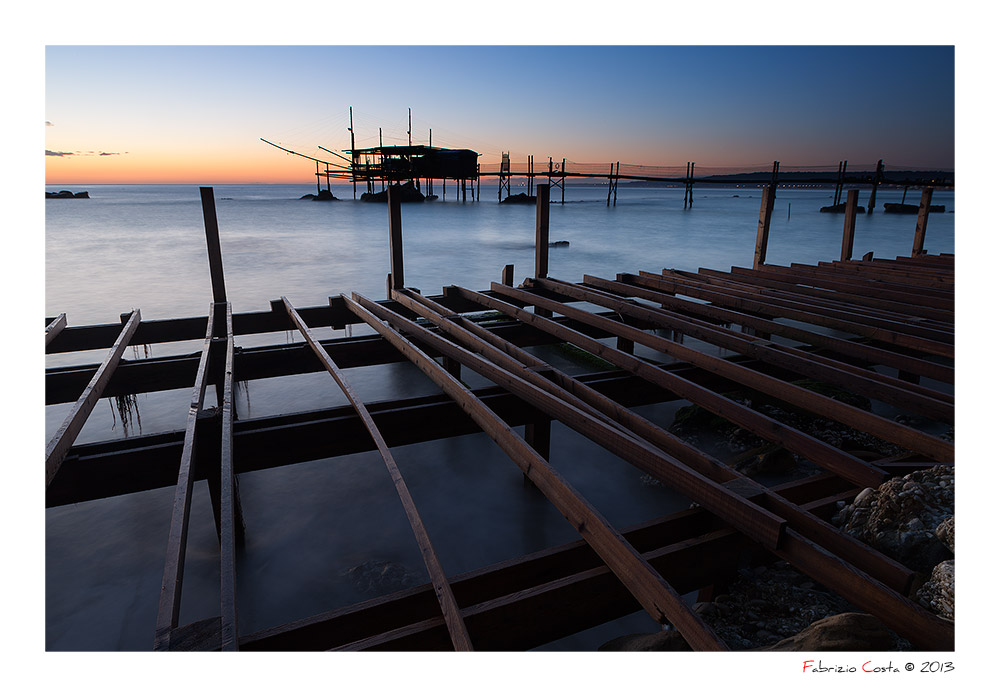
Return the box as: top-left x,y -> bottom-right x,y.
45,185 -> 954,651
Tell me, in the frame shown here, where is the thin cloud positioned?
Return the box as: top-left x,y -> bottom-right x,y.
45,149 -> 126,157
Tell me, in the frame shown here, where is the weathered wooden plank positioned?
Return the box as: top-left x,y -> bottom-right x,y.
46,309 -> 141,486
840,189 -> 859,262
726,264 -> 954,311
483,283 -> 888,489
200,187 -> 228,303
591,273 -> 955,410
392,288 -> 915,595
45,313 -> 67,347
753,185 -> 774,269
219,303 -> 238,651
534,276 -> 955,457
154,306 -> 216,651
621,271 -> 954,384
648,270 -> 954,358
365,292 -> 788,550
343,293 -> 730,651
282,297 -> 473,651
695,266 -> 954,323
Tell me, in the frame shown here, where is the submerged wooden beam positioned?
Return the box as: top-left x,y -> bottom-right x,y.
154,305 -> 216,651
46,309 -> 141,486
282,297 -> 473,651
343,292 -> 730,651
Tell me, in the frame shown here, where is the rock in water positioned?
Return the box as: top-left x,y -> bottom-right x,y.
761,613 -> 896,651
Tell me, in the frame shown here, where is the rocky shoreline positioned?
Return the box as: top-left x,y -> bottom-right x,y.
605,384 -> 954,651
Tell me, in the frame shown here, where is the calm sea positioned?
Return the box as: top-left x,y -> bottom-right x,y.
45,182 -> 955,650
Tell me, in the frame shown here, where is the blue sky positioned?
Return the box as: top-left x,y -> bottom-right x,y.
44,44 -> 955,183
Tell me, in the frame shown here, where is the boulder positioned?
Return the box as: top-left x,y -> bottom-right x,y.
915,559 -> 955,620
832,464 -> 954,573
760,612 -> 896,651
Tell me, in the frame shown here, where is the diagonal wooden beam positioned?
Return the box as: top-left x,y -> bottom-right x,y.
621,271 -> 953,384
45,313 -> 67,347
589,273 -> 954,411
481,283 -> 887,490
154,305 -> 216,651
391,288 -> 916,596
46,309 -> 141,486
281,297 -> 473,651
532,276 -> 953,459
343,292 -> 730,651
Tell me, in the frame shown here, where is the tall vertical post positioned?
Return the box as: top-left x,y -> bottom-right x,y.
349,107 -> 357,200
501,264 -> 515,286
200,187 -> 227,303
912,187 -> 933,257
840,189 -> 859,261
561,159 -> 566,204
753,185 -> 775,269
388,184 -> 405,295
613,161 -> 620,206
867,159 -> 883,215
535,184 -> 551,279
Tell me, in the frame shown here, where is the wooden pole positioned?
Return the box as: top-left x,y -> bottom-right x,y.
912,187 -> 933,256
840,189 -> 859,262
388,184 -> 404,293
867,159 -> 883,214
753,185 -> 774,269
501,264 -> 515,286
200,187 -> 227,304
535,184 -> 551,279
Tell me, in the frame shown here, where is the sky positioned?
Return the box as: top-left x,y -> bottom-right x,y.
44,44 -> 955,185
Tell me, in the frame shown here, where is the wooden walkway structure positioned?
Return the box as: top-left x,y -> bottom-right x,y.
45,185 -> 954,651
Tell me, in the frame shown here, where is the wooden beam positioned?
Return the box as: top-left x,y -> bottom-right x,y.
45,313 -> 67,347
840,189 -> 859,261
535,184 -> 550,279
650,269 -> 953,358
593,273 -> 954,414
343,293 -> 730,650
480,284 -> 888,490
534,276 -> 955,457
753,185 -> 774,269
388,184 -> 405,292
391,289 -> 916,595
154,305 -> 216,650
281,297 -> 473,651
46,309 -> 141,486
219,303 -> 239,651
912,188 -> 934,256
200,187 -> 227,303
